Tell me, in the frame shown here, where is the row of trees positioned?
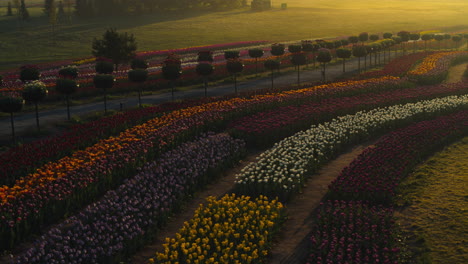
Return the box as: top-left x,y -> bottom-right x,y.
75,0 -> 248,17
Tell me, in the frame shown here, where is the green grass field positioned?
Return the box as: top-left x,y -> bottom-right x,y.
396,136 -> 468,263
0,0 -> 467,70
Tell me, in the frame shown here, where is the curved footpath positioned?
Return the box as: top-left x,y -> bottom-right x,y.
0,56 -> 368,140
128,143 -> 373,264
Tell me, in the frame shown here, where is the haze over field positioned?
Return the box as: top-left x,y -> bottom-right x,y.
0,0 -> 467,69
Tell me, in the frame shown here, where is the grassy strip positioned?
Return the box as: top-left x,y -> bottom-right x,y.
395,136 -> 468,264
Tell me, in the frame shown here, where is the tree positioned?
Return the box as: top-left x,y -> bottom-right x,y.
7,2 -> 13,16
55,78 -> 78,120
270,43 -> 285,73
57,1 -> 66,22
95,59 -> 114,74
226,59 -> 244,94
434,34 -> 445,50
197,50 -> 214,62
58,66 -> 79,79
49,0 -> 57,45
291,52 -> 306,86
348,36 -> 359,46
352,45 -> 367,72
397,31 -> 411,54
264,59 -> 280,89
464,34 -> 468,51
369,34 -> 379,42
248,48 -> 264,76
195,63 -> 215,97
451,35 -> 462,50
443,34 -> 451,49
128,69 -> 148,107
22,81 -> 48,130
43,0 -> 53,17
409,33 -> 420,53
383,32 -> 393,39
92,29 -> 137,71
94,74 -> 115,113
20,0 -> 29,21
316,49 -> 332,82
358,32 -> 369,44
0,96 -> 23,143
392,36 -> 402,56
336,48 -> 352,72
162,54 -> 182,100
421,34 -> 433,51
20,65 -> 41,83
224,50 -> 240,60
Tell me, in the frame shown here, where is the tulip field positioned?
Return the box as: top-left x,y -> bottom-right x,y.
0,36 -> 467,264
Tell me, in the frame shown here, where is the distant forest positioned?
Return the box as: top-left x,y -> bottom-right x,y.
75,0 -> 249,17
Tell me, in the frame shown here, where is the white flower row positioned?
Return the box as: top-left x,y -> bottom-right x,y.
235,94 -> 468,197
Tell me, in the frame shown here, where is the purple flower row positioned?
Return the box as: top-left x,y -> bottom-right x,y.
328,110 -> 468,204
306,200 -> 402,264
14,133 -> 245,264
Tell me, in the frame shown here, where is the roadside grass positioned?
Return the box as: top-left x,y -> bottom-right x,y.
1,0 -> 467,70
395,136 -> 468,264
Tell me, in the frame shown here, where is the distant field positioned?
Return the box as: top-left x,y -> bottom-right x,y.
0,0 -> 467,70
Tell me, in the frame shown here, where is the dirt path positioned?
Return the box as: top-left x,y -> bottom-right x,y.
445,63 -> 467,84
128,143 -> 372,264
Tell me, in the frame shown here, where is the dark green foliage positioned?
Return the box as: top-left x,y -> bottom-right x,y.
264,59 -> 280,70
383,32 -> 393,39
397,31 -> 411,42
288,45 -> 302,53
92,29 -> 137,71
22,82 -> 48,103
195,63 -> 215,76
370,34 -> 379,41
336,48 -> 352,59
162,64 -> 182,81
359,32 -> 369,43
131,58 -> 149,69
55,78 -> 78,95
340,39 -> 349,46
316,49 -> 332,63
19,65 -> 41,82
271,43 -> 285,56
128,69 -> 149,83
93,74 -> 115,89
224,50 -> 240,59
58,66 -> 79,79
226,59 -> 244,74
95,60 -> 114,74
291,53 -> 307,65
352,45 -> 368,57
197,51 -> 214,62
20,0 -> 29,21
392,36 -> 402,44
348,36 -> 359,45
248,48 -> 264,58
0,96 -> 23,113
410,33 -> 420,41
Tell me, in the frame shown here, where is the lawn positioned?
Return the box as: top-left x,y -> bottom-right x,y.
396,136 -> 468,263
0,0 -> 467,70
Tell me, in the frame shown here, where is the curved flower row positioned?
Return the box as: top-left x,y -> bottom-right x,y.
229,82 -> 467,147
0,97 -> 223,186
152,194 -> 284,264
306,200 -> 402,264
234,94 -> 468,201
327,110 -> 468,204
12,133 -> 245,263
407,51 -> 468,84
356,51 -> 437,79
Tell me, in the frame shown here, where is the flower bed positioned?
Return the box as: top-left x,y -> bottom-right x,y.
407,51 -> 468,84
152,194 -> 284,264
355,51 -> 437,79
229,82 -> 467,147
12,133 -> 245,263
234,95 -> 468,201
327,110 -> 468,204
306,200 -> 403,264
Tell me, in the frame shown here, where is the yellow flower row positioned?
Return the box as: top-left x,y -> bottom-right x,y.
408,51 -> 466,76
0,76 -> 396,204
151,194 -> 284,264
